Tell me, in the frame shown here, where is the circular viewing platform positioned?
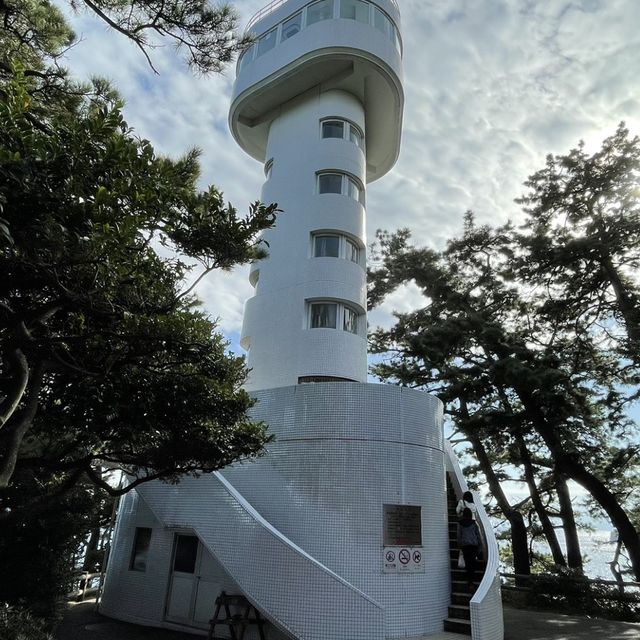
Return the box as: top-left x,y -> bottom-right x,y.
229,0 -> 404,182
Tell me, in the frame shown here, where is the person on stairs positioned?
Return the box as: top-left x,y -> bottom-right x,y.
457,507 -> 481,592
456,490 -> 477,519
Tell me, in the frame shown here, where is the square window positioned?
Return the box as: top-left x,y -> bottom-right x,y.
349,124 -> 364,149
311,303 -> 337,328
343,306 -> 358,334
346,238 -> 360,263
129,527 -> 152,572
318,173 -> 343,194
322,120 -> 345,139
314,235 -> 340,257
307,0 -> 334,26
257,28 -> 277,56
173,535 -> 198,573
340,0 -> 369,23
282,13 -> 302,40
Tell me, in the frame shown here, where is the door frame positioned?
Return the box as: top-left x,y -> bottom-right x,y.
164,531 -> 204,626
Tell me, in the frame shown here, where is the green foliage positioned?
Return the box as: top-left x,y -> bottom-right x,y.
0,604 -> 53,640
68,0 -> 252,74
368,126 -> 640,579
524,574 -> 640,622
0,1 -> 74,70
517,124 -> 640,361
0,68 -> 277,498
0,470 -> 108,622
0,0 -> 276,627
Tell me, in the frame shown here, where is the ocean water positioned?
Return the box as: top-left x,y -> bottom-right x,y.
578,529 -> 620,579
501,528 -> 633,581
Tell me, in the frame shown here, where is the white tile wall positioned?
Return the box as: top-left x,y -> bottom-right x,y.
102,383 -> 466,639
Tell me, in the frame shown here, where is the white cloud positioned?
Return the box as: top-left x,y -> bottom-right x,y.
55,0 -> 640,342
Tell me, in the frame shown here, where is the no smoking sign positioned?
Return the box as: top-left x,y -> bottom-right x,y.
383,546 -> 424,574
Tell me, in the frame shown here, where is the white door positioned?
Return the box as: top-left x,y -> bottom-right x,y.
165,535 -> 222,628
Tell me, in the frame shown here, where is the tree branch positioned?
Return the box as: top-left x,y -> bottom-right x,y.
82,0 -> 159,74
0,349 -> 29,431
0,361 -> 46,488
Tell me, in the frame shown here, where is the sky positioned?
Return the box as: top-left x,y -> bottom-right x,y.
56,0 -> 640,352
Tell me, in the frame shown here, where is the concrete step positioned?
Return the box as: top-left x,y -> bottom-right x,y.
443,617 -> 471,635
451,580 -> 478,595
448,604 -> 471,620
451,569 -> 485,580
451,591 -> 472,605
449,554 -> 486,565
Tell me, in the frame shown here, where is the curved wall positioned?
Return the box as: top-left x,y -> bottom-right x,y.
229,0 -> 403,181
241,90 -> 368,390
222,383 -> 451,637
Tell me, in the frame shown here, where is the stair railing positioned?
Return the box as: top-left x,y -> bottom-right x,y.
136,472 -> 384,640
444,440 -> 504,640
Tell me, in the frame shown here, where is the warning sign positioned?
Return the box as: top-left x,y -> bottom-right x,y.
383,546 -> 424,574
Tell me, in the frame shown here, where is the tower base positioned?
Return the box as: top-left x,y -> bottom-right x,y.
101,383 -> 451,638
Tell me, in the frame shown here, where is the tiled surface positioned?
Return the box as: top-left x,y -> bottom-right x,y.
102,384 -> 457,638
100,493 -> 173,625
470,574 -> 504,640
240,90 -> 370,391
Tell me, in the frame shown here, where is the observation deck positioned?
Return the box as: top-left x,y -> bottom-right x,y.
229,0 -> 404,182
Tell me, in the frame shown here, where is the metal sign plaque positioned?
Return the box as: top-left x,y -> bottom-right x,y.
383,504 -> 422,547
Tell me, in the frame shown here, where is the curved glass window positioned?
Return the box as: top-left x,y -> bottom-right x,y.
341,0 -> 369,22
322,120 -> 345,139
347,176 -> 361,202
307,0 -> 334,25
373,6 -> 392,39
314,235 -> 340,257
282,12 -> 302,40
318,173 -> 344,194
349,125 -> 363,149
312,233 -> 362,264
317,172 -> 364,204
346,238 -> 360,263
257,28 -> 277,56
321,118 -> 364,150
309,300 -> 363,335
310,302 -> 337,328
343,305 -> 359,334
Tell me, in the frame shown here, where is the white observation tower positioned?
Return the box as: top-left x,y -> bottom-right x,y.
231,0 -> 404,390
99,2 -> 504,639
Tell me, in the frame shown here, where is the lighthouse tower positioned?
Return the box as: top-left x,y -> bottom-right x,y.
100,2 -> 503,639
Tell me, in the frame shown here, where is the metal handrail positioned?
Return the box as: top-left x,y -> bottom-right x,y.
245,0 -> 400,33
246,0 -> 288,32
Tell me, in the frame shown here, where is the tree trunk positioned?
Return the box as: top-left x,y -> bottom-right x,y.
515,389 -> 640,581
0,349 -> 29,430
554,471 -> 583,572
464,423 -> 530,575
517,437 -> 567,567
0,361 -> 46,488
600,254 -> 640,351
83,526 -> 101,572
